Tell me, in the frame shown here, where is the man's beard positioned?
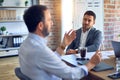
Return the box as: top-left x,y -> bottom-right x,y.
42,25 -> 49,37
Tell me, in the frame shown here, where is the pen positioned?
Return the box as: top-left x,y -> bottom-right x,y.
98,43 -> 104,52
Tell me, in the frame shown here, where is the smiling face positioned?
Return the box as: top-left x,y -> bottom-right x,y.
82,14 -> 95,32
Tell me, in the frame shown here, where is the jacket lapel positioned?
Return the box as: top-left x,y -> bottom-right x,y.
85,28 -> 94,46
76,28 -> 82,48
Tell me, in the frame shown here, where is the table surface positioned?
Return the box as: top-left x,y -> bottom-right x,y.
61,51 -> 120,80
89,56 -> 117,80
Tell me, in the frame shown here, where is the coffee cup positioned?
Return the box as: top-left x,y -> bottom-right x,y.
78,47 -> 87,59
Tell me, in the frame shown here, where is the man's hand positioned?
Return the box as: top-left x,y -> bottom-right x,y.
66,49 -> 78,55
85,50 -> 102,71
56,29 -> 76,55
61,29 -> 76,48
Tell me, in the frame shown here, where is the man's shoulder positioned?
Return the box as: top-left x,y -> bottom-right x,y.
91,27 -> 101,33
76,28 -> 81,33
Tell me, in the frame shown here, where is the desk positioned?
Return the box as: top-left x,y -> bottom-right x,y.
61,51 -> 119,80
88,56 -> 116,80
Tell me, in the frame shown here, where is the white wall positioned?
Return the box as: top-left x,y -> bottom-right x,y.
61,0 -> 73,40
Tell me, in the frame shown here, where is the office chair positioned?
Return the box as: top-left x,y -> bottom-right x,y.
15,67 -> 32,80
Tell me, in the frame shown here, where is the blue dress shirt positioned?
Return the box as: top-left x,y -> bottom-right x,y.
19,33 -> 88,80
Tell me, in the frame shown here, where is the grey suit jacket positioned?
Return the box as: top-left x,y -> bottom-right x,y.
67,27 -> 102,52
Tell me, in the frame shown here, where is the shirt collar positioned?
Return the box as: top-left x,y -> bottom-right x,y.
82,27 -> 92,33
28,33 -> 47,44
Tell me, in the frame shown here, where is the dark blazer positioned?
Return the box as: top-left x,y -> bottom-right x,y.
67,27 -> 102,52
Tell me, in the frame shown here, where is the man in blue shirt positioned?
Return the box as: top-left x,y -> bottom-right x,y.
19,5 -> 101,80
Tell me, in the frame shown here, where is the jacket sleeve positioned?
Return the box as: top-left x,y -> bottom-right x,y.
66,39 -> 76,51
66,29 -> 81,51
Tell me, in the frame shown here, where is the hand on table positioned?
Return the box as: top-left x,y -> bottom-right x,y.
86,50 -> 102,71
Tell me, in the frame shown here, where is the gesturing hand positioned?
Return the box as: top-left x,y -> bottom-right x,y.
62,29 -> 76,47
57,29 -> 76,55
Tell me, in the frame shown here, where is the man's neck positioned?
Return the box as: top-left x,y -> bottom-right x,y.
82,28 -> 90,33
34,31 -> 45,38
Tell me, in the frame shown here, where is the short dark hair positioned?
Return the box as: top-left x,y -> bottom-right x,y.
23,5 -> 48,32
84,10 -> 96,20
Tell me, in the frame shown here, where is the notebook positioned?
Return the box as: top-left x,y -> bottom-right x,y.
111,41 -> 120,58
77,60 -> 114,72
93,62 -> 114,71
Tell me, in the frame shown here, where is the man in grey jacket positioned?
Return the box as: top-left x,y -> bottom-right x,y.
66,10 -> 102,54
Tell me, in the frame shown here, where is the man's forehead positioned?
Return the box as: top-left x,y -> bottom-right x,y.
44,10 -> 51,17
44,10 -> 50,15
84,15 -> 94,19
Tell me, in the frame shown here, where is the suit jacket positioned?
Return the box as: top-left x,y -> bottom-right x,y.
67,27 -> 102,52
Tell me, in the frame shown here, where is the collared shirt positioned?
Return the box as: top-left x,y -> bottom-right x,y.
80,28 -> 91,47
19,33 -> 88,80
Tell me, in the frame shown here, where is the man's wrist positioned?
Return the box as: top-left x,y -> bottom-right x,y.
85,62 -> 96,71
59,44 -> 66,50
56,44 -> 66,56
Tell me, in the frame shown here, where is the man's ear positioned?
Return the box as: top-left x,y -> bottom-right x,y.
93,20 -> 95,25
38,22 -> 43,31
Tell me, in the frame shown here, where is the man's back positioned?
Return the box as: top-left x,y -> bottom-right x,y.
19,33 -> 62,80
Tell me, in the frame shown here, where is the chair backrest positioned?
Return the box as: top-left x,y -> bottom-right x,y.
15,67 -> 32,80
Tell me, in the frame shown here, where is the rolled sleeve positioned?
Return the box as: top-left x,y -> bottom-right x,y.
80,65 -> 88,76
54,51 -> 61,58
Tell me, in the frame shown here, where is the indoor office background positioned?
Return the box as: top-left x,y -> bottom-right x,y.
40,0 -> 120,51
0,0 -> 120,80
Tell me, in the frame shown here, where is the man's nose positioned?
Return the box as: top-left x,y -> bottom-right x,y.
85,20 -> 89,24
51,21 -> 53,26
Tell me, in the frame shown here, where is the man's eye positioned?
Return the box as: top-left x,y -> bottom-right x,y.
88,20 -> 91,22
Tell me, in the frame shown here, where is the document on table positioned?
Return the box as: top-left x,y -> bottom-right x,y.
61,50 -> 114,62
83,50 -> 114,59
61,54 -> 78,66
101,50 -> 114,59
61,50 -> 114,66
